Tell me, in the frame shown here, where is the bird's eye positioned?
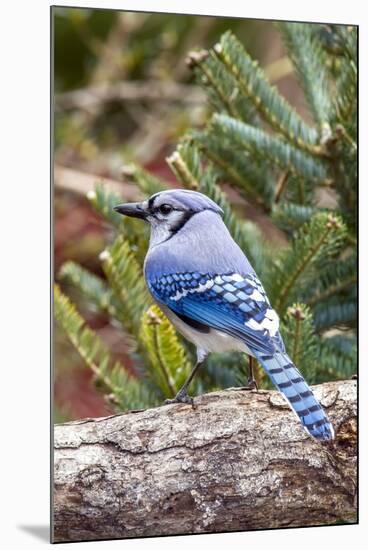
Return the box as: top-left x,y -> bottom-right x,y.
158,204 -> 173,215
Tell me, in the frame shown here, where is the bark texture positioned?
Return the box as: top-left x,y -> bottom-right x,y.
53,380 -> 357,542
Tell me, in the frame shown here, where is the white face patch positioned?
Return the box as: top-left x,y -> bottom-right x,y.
149,209 -> 189,247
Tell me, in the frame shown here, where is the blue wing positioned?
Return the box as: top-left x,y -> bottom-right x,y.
147,271 -> 284,355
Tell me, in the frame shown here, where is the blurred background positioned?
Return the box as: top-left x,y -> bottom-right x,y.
53,7 -> 335,422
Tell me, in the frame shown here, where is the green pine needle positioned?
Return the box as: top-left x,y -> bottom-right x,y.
214,31 -> 320,153
101,236 -> 151,337
280,303 -> 317,380
210,114 -> 329,183
139,305 -> 193,398
277,22 -> 332,128
54,284 -> 155,411
270,212 -> 347,313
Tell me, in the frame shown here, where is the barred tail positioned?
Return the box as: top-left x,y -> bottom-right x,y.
256,351 -> 334,441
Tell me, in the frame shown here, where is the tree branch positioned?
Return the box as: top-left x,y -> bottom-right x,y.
54,164 -> 140,200
55,81 -> 206,112
53,379 -> 357,542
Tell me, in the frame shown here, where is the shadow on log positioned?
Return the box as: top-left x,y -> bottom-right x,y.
53,380 -> 357,542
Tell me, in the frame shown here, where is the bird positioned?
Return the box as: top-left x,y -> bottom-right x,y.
114,189 -> 334,441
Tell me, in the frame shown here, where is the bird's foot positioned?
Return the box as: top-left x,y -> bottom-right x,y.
230,378 -> 258,391
225,379 -> 258,392
244,378 -> 258,390
164,388 -> 195,407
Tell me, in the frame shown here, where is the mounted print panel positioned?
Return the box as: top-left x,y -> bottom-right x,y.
52,5 -> 357,543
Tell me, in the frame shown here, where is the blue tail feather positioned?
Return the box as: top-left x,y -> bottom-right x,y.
256,351 -> 334,441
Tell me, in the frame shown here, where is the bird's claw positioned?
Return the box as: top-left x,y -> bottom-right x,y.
244,378 -> 258,390
164,389 -> 195,407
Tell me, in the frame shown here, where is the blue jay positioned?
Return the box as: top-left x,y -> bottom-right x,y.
114,189 -> 334,441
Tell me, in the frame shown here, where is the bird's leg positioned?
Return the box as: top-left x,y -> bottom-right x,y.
244,356 -> 258,390
164,360 -> 203,407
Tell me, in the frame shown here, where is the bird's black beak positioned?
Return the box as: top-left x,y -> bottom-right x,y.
113,202 -> 148,220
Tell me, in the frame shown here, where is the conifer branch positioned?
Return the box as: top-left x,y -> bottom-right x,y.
274,171 -> 290,203
166,150 -> 199,189
87,185 -> 150,262
289,306 -> 303,365
307,276 -> 357,307
191,130 -> 275,208
140,306 -> 192,396
272,214 -> 346,313
121,164 -> 168,196
277,22 -> 332,129
275,226 -> 332,312
100,237 -> 151,337
87,185 -> 123,228
210,114 -> 329,183
213,31 -> 321,154
272,203 -> 317,232
59,261 -> 113,313
187,50 -> 239,119
281,303 -> 317,378
54,284 -> 153,411
144,309 -> 177,397
314,295 -> 356,332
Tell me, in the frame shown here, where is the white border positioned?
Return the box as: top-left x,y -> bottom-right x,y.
1,0 -> 366,548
